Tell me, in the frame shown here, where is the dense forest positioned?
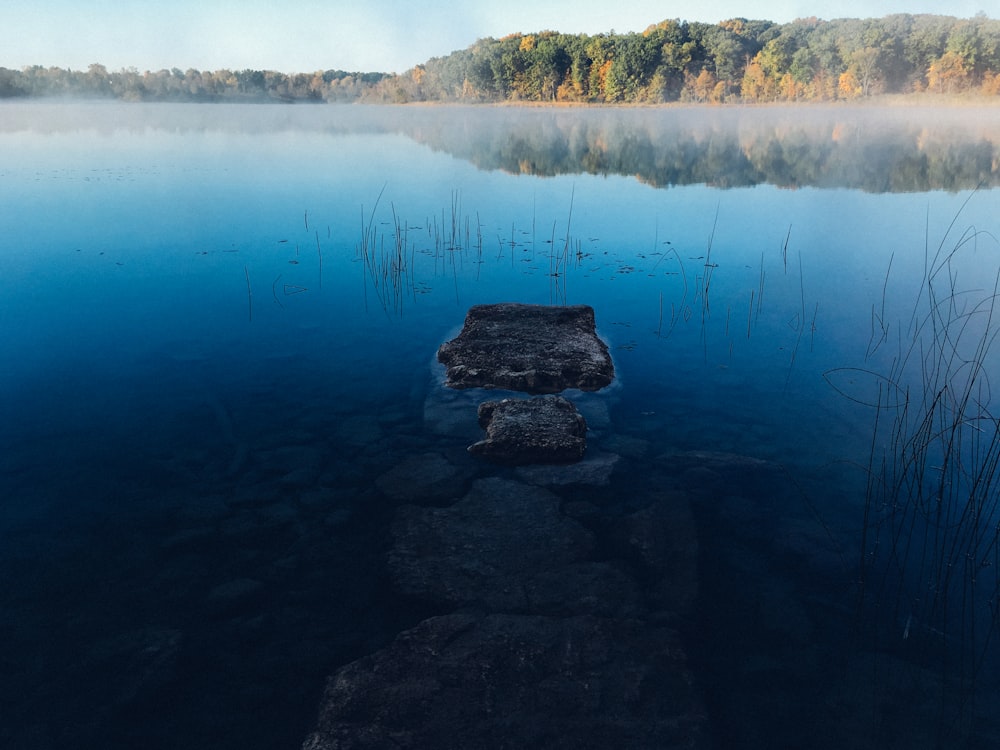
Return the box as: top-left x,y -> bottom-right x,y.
2,13 -> 1000,104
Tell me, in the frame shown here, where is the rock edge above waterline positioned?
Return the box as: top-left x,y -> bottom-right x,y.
470,395 -> 588,465
437,303 -> 615,394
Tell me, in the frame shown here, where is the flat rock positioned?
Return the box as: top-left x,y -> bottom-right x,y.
388,477 -> 594,611
515,448 -> 620,486
375,452 -> 475,503
470,395 -> 587,465
523,561 -> 644,618
302,612 -> 706,750
617,497 -> 700,620
437,303 -> 615,394
661,450 -> 776,472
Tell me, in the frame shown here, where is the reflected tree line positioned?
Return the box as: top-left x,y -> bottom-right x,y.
395,107 -> 1000,192
2,14 -> 1000,104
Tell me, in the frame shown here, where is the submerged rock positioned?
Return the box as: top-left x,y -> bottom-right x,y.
388,477 -> 594,611
375,452 -> 475,503
302,612 -> 706,750
514,448 -> 620,486
470,395 -> 587,465
437,303 -> 615,394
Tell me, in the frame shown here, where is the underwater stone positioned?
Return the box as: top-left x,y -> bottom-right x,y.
375,452 -> 475,503
514,449 -> 619,486
80,627 -> 182,720
470,395 -> 587,465
437,303 -> 614,394
388,477 -> 594,611
302,612 -> 706,750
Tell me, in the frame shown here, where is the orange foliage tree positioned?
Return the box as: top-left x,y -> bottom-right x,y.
927,51 -> 971,93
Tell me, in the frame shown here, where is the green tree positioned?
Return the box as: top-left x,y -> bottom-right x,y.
904,14 -> 953,90
83,63 -> 113,96
523,32 -> 570,100
645,19 -> 694,101
946,19 -> 984,78
849,47 -> 884,96
0,67 -> 26,97
695,19 -> 773,100
603,32 -> 660,101
585,35 -> 614,101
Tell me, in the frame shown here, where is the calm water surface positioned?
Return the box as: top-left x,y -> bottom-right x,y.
2,101 -> 1000,748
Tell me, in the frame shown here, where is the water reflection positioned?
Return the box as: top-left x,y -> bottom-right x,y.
2,101 -> 1000,749
3,101 -> 999,193
406,106 -> 1000,193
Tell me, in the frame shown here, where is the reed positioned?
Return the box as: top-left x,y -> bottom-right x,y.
315,231 -> 323,290
756,251 -> 766,321
272,273 -> 284,309
784,250 -> 807,387
698,205 -> 720,329
244,265 -> 253,322
352,187 -> 588,314
656,291 -> 664,337
866,252 -> 894,360
358,184 -> 412,316
781,224 -> 791,274
651,245 -> 689,339
832,194 -> 1000,742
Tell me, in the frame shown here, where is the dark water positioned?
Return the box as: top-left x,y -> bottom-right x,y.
2,101 -> 1000,748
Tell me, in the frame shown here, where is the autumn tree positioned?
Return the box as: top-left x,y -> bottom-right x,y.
903,14 -> 954,89
6,13 -> 1000,105
523,32 -> 570,101
740,58 -> 770,101
699,19 -> 771,99
982,70 -> 1000,94
682,69 -> 720,102
602,33 -> 660,101
649,20 -> 696,101
927,50 -> 971,93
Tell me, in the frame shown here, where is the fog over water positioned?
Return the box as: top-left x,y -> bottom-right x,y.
2,101 -> 1000,749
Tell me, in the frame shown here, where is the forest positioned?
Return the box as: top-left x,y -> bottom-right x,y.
2,13 -> 1000,104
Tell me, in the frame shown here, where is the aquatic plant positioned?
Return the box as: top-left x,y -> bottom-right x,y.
243,265 -> 253,322
356,188 -> 586,314
357,184 -> 417,316
827,191 -> 1000,742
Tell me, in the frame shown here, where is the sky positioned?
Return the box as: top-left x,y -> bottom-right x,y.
3,0 -> 992,75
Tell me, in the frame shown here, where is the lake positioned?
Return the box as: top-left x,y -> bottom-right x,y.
2,100 -> 1000,748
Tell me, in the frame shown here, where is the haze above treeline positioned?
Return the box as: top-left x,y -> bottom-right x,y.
3,13 -> 999,104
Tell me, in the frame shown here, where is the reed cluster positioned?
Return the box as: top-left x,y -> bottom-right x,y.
357,186 -> 416,316
830,194 -> 1000,740
356,188 -> 585,314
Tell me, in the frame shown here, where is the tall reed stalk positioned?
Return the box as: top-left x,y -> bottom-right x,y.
357,184 -> 416,316
829,194 -> 1000,742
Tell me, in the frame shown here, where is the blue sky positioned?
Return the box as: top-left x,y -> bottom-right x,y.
4,0 -> 992,74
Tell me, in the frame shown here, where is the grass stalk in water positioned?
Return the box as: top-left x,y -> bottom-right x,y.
829,193 -> 1000,743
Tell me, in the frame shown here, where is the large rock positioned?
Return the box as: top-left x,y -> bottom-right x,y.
515,448 -> 620,486
375,452 -> 475,503
302,612 -> 706,750
388,477 -> 595,611
437,303 -> 615,394
470,395 -> 587,465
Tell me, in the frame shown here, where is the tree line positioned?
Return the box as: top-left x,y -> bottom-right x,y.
2,14 -> 999,104
392,13 -> 1000,103
0,65 -> 385,102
